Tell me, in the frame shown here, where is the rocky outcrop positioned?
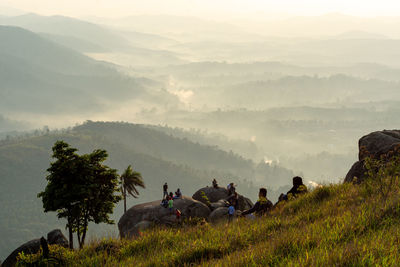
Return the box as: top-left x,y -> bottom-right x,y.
118,196 -> 211,238
192,187 -> 230,204
236,195 -> 253,211
209,207 -> 229,224
119,188 -> 255,238
192,187 -> 253,211
345,130 -> 400,183
47,229 -> 68,248
210,199 -> 230,210
2,229 -> 68,267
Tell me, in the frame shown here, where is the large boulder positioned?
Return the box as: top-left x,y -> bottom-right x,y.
192,187 -> 253,211
236,195 -> 253,211
192,187 -> 230,203
209,207 -> 229,224
2,239 -> 41,267
345,130 -> 400,183
47,229 -> 68,248
118,196 -> 211,238
2,229 -> 68,267
210,199 -> 229,210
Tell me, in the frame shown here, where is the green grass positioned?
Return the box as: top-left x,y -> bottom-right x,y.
18,182 -> 400,266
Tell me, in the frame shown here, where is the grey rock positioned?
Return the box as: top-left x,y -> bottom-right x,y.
2,239 -> 41,267
345,130 -> 400,183
2,229 -> 68,267
210,199 -> 229,210
192,187 -> 230,204
135,221 -> 152,231
47,229 -> 68,248
192,187 -> 253,211
237,195 -> 253,211
209,207 -> 229,224
358,130 -> 400,161
118,196 -> 210,238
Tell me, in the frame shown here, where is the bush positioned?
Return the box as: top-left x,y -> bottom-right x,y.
363,146 -> 400,202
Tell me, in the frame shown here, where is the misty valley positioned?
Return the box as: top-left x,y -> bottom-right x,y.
1,9 -> 400,265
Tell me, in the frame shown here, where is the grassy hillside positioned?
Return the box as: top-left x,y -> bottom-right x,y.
19,180 -> 400,266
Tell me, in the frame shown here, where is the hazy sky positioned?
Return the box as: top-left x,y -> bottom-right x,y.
2,0 -> 400,19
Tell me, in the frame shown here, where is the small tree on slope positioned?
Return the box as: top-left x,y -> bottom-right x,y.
120,165 -> 145,213
38,141 -> 121,249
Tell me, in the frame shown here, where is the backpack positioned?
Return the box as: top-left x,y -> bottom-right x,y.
228,205 -> 235,215
175,209 -> 181,218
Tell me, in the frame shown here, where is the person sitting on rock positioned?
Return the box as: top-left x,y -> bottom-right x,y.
286,176 -> 308,199
160,198 -> 168,208
174,188 -> 182,199
212,179 -> 219,188
163,182 -> 168,199
241,188 -> 273,217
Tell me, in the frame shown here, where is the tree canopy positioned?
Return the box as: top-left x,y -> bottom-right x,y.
38,141 -> 121,248
120,165 -> 145,213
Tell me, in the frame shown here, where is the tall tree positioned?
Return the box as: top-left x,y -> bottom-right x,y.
120,165 -> 145,213
38,141 -> 121,249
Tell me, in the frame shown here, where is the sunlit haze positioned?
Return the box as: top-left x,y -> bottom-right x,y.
2,0 -> 400,262
2,0 -> 400,18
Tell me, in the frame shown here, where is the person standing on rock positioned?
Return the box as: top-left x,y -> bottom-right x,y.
168,197 -> 174,213
163,182 -> 168,199
227,183 -> 236,195
241,188 -> 273,217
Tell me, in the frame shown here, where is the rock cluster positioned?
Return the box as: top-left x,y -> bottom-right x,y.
118,187 -> 254,238
2,229 -> 68,267
118,196 -> 210,238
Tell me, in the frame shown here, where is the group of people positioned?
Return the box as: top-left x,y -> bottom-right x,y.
160,176 -> 308,223
242,176 -> 307,217
161,182 -> 182,221
216,176 -> 308,220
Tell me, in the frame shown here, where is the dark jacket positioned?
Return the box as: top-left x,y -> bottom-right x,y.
287,184 -> 308,197
242,197 -> 273,216
163,184 -> 168,191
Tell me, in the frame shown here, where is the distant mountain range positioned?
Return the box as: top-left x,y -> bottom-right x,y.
0,13 -> 185,65
0,25 -> 180,115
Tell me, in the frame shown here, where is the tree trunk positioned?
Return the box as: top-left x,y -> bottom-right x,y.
81,223 -> 87,248
124,186 -> 127,213
68,219 -> 73,249
77,220 -> 82,249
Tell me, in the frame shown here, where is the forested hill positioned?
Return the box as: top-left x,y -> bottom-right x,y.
0,26 -> 167,115
74,121 -> 255,178
0,121 -> 294,260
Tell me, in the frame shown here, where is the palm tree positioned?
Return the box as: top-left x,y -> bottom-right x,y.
120,165 -> 145,213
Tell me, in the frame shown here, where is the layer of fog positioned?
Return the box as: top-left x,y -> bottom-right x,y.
2,12 -> 400,184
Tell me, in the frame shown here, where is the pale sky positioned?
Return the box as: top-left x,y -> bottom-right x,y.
1,0 -> 400,19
